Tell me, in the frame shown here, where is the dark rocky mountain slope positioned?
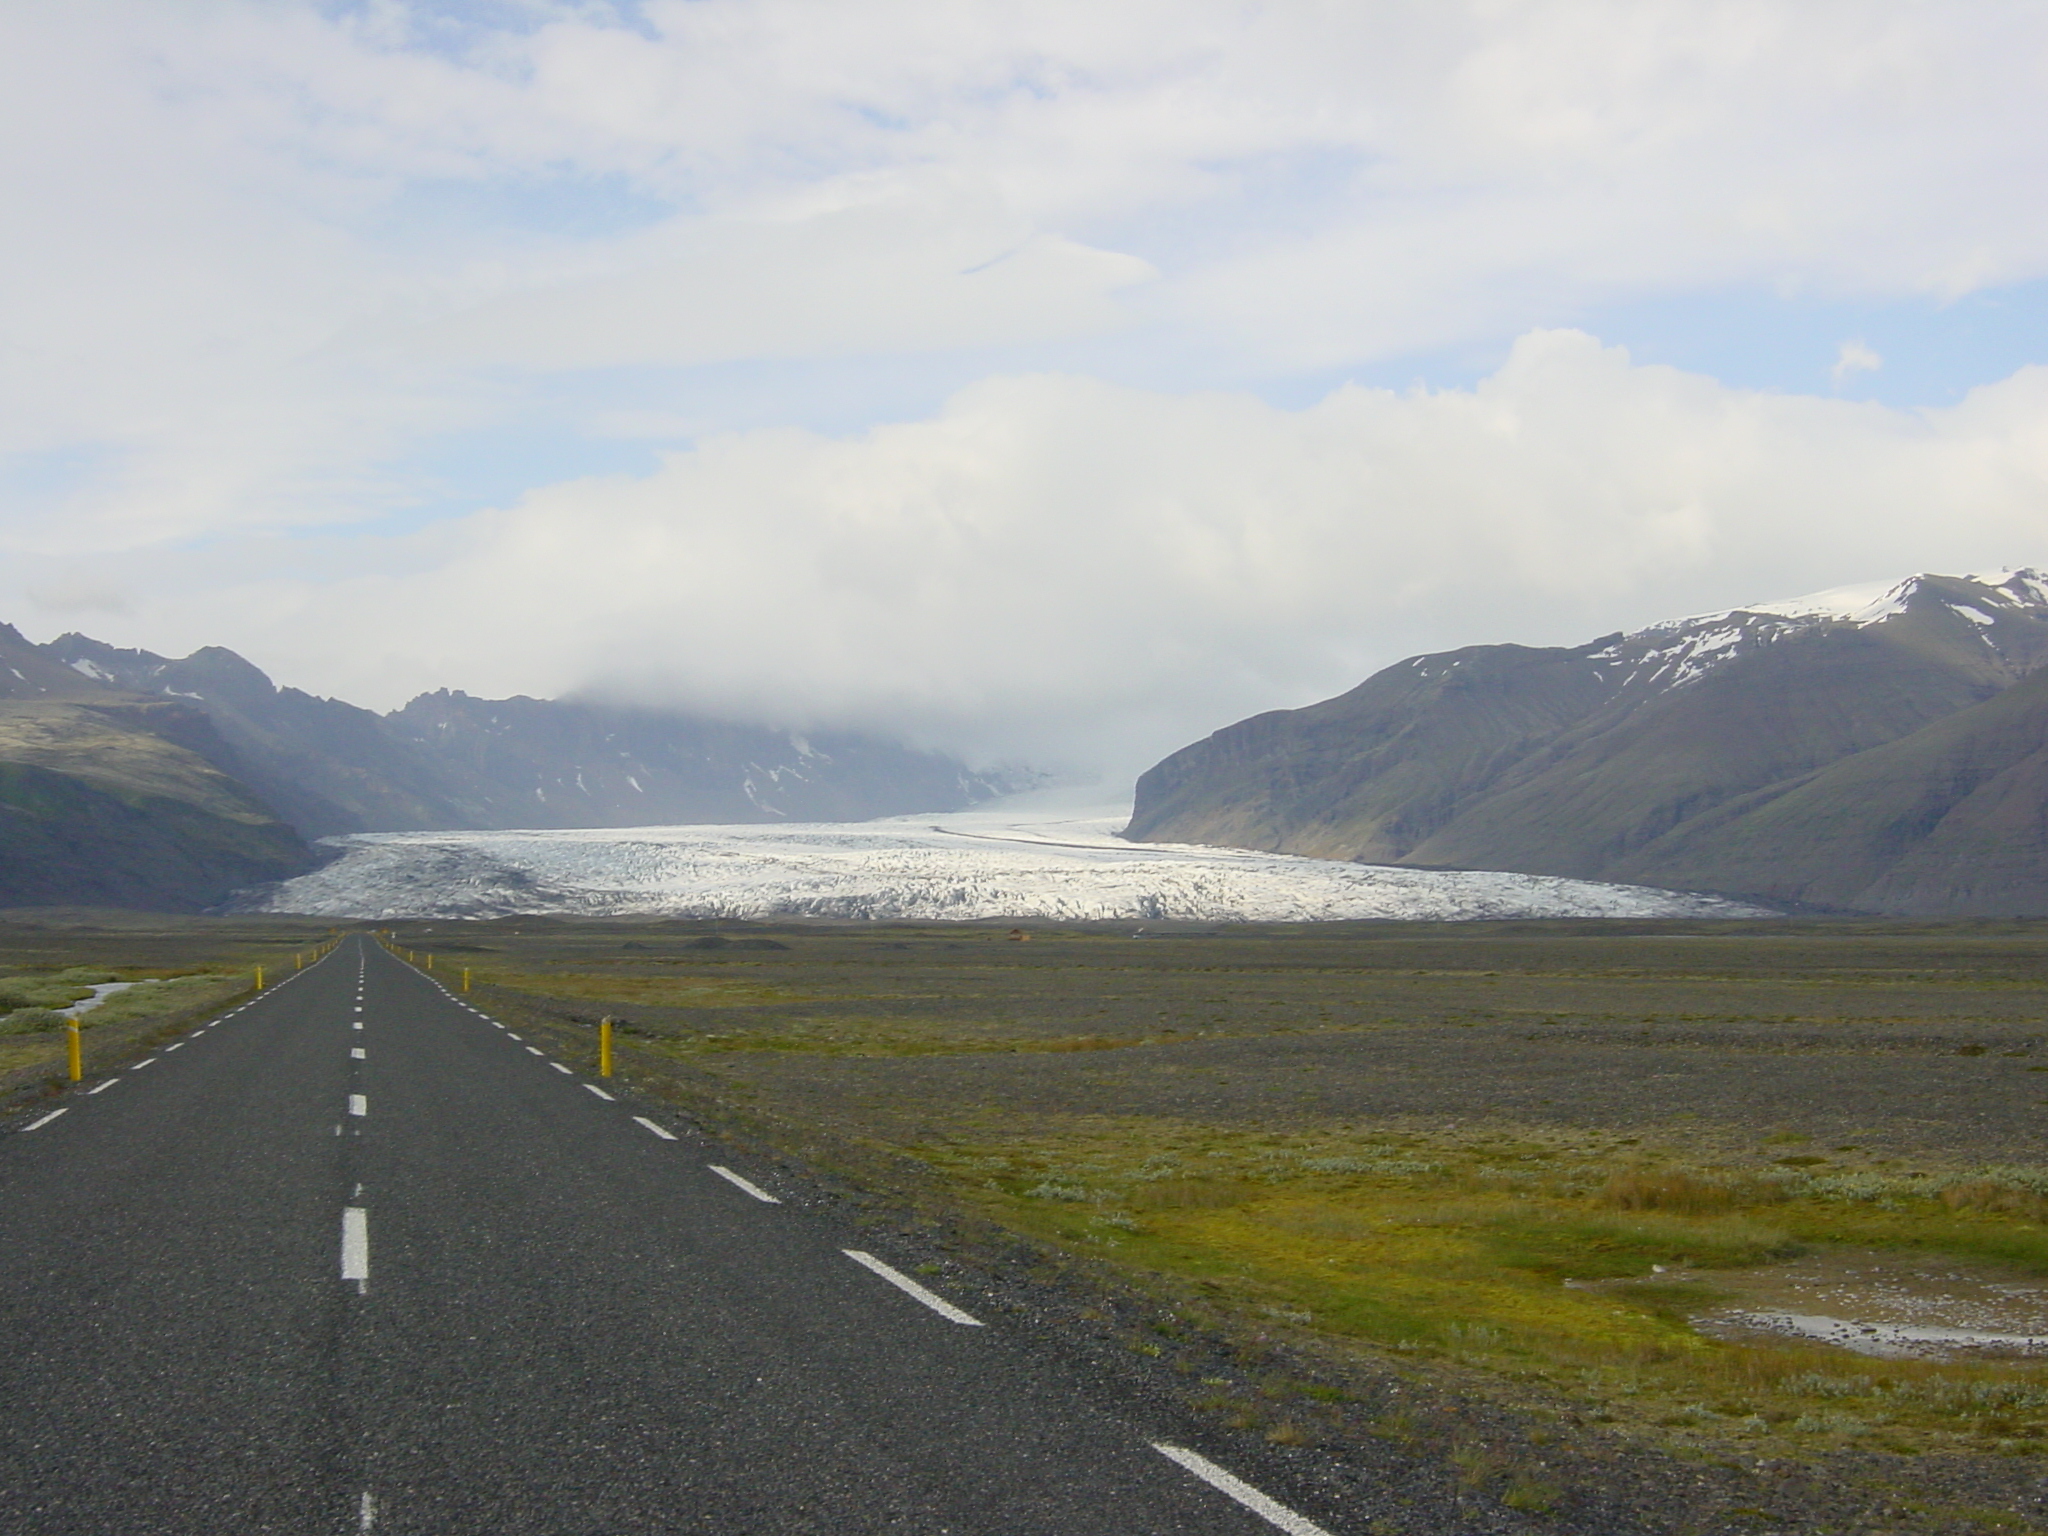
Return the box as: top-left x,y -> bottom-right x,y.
385,689 -> 1003,829
0,626 -> 314,910
42,633 -> 1011,838
2,626 -> 1013,909
1126,571 -> 2048,915
49,636 -> 470,837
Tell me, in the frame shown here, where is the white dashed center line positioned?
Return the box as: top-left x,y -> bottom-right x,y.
549,1062 -> 571,1074
130,1058 -> 156,1070
348,1094 -> 367,1117
583,1084 -> 615,1101
88,1079 -> 119,1094
709,1165 -> 781,1204
632,1116 -> 677,1141
1151,1444 -> 1333,1536
22,1108 -> 68,1132
351,1047 -> 366,1060
353,1021 -> 362,1031
842,1251 -> 982,1326
341,1207 -> 370,1287
164,1042 -> 184,1052
525,1046 -> 543,1056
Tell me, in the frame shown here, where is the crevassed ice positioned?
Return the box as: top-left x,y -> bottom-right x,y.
246,805 -> 1772,924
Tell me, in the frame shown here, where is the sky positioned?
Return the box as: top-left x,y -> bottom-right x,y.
4,0 -> 2048,782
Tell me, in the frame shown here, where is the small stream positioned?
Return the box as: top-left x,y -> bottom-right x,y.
59,981 -> 149,1019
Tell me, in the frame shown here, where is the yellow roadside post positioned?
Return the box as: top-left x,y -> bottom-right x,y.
462,968 -> 471,993
599,1017 -> 615,1078
295,952 -> 303,970
66,1017 -> 81,1082
425,954 -> 433,971
255,965 -> 265,990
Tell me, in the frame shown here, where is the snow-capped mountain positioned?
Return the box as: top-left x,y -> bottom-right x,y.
1127,569 -> 2048,916
1594,569 -> 2048,696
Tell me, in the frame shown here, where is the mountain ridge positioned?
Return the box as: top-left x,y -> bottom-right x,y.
1125,569 -> 2048,915
1,624 -> 1020,910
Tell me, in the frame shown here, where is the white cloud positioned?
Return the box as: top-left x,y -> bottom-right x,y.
1832,339 -> 1884,385
4,1 -> 2048,553
52,333 -> 2047,779
2,3 -> 2046,786
396,195 -> 1156,370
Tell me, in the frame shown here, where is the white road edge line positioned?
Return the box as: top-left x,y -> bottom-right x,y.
341,1206 -> 370,1288
709,1165 -> 781,1204
632,1116 -> 677,1140
23,1108 -> 68,1131
1150,1445 -> 1333,1536
842,1250 -> 982,1326
583,1084 -> 615,1100
348,1094 -> 367,1117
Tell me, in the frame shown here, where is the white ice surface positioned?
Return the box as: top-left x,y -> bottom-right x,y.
250,800 -> 1772,924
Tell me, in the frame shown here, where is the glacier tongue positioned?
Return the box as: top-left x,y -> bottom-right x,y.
247,804 -> 1771,923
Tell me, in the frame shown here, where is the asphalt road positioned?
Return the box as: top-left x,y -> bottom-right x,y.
0,936 -> 1340,1534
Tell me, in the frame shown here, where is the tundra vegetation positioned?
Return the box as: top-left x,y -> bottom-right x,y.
421,917 -> 2048,1517
0,916 -> 336,1103
13,911 -> 2048,1529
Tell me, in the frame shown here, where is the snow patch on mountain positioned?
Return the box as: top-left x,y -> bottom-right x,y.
1609,568 -> 2048,698
1708,568 -> 2048,630
1739,576 -> 1915,624
243,803 -> 1771,923
1969,569 -> 2048,606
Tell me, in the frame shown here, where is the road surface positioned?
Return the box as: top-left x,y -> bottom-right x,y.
0,936 -> 1342,1534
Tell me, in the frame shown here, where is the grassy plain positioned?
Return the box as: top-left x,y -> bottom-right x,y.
14,910 -> 2047,1529
0,910 -> 342,1104
411,916 -> 2048,1524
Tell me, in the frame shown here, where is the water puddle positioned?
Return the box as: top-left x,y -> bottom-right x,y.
1591,1249 -> 2048,1360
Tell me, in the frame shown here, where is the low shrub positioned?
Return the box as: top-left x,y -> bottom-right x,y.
1130,1178 -> 1259,1211
1602,1171 -> 1750,1214
0,1008 -> 68,1036
1940,1180 -> 2048,1223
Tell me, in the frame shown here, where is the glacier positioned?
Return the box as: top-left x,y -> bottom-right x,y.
245,801 -> 1773,923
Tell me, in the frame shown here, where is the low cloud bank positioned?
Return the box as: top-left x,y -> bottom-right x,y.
35,330 -> 2048,781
